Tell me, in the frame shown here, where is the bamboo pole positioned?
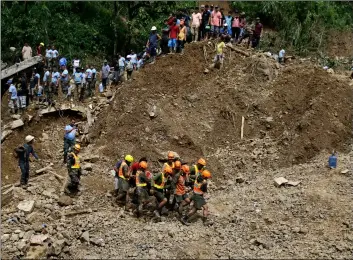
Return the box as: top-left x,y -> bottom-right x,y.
241,116 -> 245,139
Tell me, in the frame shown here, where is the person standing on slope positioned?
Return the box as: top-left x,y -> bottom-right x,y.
146,26 -> 161,64
63,119 -> 77,163
15,135 -> 39,188
64,144 -> 82,195
181,170 -> 212,226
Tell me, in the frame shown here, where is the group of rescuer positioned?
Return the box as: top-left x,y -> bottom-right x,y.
113,151 -> 212,226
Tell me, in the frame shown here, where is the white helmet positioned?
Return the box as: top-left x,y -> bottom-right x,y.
25,135 -> 35,143
151,26 -> 157,31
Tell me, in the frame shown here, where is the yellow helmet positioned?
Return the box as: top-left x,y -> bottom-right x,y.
74,144 -> 81,151
125,154 -> 134,163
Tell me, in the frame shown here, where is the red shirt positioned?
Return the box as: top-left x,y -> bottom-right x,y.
167,16 -> 175,26
131,162 -> 139,175
37,46 -> 41,55
254,23 -> 263,36
169,25 -> 179,39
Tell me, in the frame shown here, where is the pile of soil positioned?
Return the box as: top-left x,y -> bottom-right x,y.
93,42 -> 353,178
1,40 -> 353,259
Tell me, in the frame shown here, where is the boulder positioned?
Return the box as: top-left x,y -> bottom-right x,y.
30,234 -> 49,245
81,231 -> 90,243
11,114 -> 21,120
90,237 -> 105,247
82,163 -> 93,171
17,200 -> 35,213
42,133 -> 49,140
83,154 -> 100,163
42,188 -> 56,198
274,177 -> 288,187
23,230 -> 35,240
48,239 -> 66,256
1,130 -> 13,142
10,233 -> 19,242
11,119 -> 24,129
57,195 -> 73,207
1,234 -> 10,242
26,245 -> 48,259
17,239 -> 28,251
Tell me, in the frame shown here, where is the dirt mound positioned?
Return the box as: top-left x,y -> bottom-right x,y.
93,42 -> 353,178
1,41 -> 353,259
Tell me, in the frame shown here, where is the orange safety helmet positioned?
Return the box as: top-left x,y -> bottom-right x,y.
139,161 -> 148,169
164,165 -> 173,174
181,164 -> 190,174
202,170 -> 212,179
174,160 -> 181,169
167,151 -> 175,159
197,158 -> 206,166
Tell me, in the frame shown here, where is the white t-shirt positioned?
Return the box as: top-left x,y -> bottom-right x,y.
279,49 -> 285,58
130,54 -> 137,63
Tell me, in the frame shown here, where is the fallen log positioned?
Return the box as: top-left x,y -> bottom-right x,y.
35,164 -> 54,175
63,208 -> 93,217
53,172 -> 65,184
226,43 -> 250,57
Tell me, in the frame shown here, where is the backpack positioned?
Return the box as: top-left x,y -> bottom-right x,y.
14,146 -> 26,159
126,62 -> 133,71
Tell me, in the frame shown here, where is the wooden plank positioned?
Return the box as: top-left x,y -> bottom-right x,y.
1,56 -> 43,80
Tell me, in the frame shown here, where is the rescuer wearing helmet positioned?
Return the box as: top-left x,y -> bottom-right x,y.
181,170 -> 212,226
134,161 -> 150,217
167,160 -> 182,205
162,151 -> 176,173
116,154 -> 134,208
175,164 -> 191,215
188,158 -> 206,185
152,165 -> 173,218
64,144 -> 82,195
14,135 -> 39,187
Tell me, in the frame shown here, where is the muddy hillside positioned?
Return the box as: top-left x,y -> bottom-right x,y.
1,42 -> 353,259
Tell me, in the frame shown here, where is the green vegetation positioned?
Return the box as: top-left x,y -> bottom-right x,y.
231,1 -> 353,54
1,1 -> 194,63
1,1 -> 352,63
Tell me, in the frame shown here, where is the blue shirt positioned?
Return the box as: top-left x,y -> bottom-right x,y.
119,57 -> 126,67
74,72 -> 83,83
59,57 -> 67,66
51,72 -> 60,84
137,59 -> 143,68
61,69 -> 69,82
17,143 -> 39,164
101,65 -> 110,79
9,84 -> 17,99
34,73 -> 40,84
64,125 -> 76,140
43,71 -> 50,82
86,68 -> 92,79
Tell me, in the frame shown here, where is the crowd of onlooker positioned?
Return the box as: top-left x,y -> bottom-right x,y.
6,5 -> 265,115
131,5 -> 264,69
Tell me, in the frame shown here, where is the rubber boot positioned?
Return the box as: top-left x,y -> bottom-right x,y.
168,48 -> 173,55
181,215 -> 190,226
169,194 -> 174,205
153,209 -> 161,218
